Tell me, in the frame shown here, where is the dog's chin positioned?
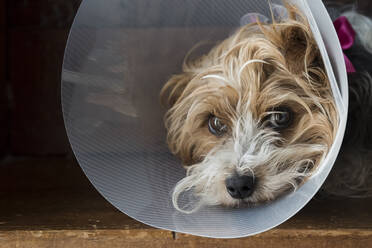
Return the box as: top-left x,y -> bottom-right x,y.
201,184 -> 295,209
212,195 -> 259,209
181,173 -> 302,212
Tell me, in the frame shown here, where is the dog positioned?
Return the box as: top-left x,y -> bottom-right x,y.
161,4 -> 338,212
160,3 -> 372,213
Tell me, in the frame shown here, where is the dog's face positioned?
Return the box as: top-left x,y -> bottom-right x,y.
161,7 -> 338,212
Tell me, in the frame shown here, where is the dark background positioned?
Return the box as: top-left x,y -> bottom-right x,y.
0,0 -> 370,160
0,0 -> 82,158
0,0 -> 371,160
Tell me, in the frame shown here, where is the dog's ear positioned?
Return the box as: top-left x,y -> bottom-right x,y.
280,24 -> 322,74
160,72 -> 194,108
259,5 -> 323,75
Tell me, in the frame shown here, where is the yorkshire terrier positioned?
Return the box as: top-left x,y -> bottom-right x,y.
160,3 -> 372,212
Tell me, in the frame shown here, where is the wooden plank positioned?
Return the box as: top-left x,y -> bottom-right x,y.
0,229 -> 371,248
0,158 -> 371,247
0,158 -> 148,231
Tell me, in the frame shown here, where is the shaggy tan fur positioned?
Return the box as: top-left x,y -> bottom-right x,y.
160,4 -> 338,212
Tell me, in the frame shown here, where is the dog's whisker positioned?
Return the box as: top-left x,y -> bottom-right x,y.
238,59 -> 269,81
201,74 -> 229,84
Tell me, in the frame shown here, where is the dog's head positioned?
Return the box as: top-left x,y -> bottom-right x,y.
160,6 -> 338,212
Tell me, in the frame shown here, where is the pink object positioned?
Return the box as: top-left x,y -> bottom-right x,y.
333,16 -> 356,73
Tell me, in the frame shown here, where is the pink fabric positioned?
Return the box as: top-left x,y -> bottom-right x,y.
333,16 -> 356,73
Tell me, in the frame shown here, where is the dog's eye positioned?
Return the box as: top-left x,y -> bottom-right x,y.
267,107 -> 293,130
208,115 -> 228,136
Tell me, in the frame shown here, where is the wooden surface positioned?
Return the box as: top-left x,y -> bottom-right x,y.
0,158 -> 371,247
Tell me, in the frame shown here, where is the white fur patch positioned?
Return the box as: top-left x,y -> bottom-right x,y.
173,113 -> 327,213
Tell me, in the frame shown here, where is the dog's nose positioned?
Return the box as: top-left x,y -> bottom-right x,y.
225,175 -> 255,199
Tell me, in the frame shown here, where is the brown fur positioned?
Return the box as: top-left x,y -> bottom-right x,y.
160,4 -> 338,209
